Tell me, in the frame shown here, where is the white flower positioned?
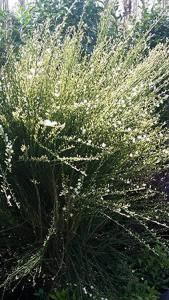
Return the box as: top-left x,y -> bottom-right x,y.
54,91 -> 60,97
101,143 -> 106,148
7,195 -> 12,206
21,144 -> 27,152
40,120 -> 58,127
0,125 -> 4,135
30,68 -> 36,75
82,128 -> 86,134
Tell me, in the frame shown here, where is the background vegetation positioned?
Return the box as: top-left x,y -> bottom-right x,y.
0,1 -> 169,299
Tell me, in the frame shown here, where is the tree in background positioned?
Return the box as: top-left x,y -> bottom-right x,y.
27,0 -> 121,53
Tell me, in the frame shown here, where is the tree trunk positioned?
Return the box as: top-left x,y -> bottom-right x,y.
18,0 -> 26,8
123,0 -> 132,18
0,0 -> 9,10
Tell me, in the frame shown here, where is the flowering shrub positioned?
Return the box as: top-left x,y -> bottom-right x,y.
0,25 -> 169,298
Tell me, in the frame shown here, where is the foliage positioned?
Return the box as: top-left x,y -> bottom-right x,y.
0,9 -> 22,67
0,20 -> 169,299
18,0 -> 122,53
119,245 -> 169,300
127,5 -> 169,49
121,6 -> 169,129
122,280 -> 159,300
1,1 -> 169,68
133,246 -> 169,291
0,0 -> 122,69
